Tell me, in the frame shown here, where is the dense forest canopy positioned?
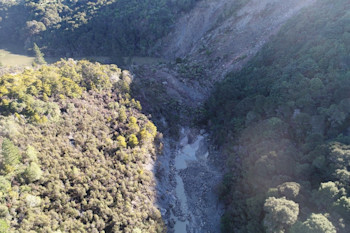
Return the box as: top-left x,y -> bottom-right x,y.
1,0 -> 350,232
0,0 -> 199,58
0,60 -> 164,232
206,0 -> 350,232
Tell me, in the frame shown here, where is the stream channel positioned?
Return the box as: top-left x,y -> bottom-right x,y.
156,128 -> 223,233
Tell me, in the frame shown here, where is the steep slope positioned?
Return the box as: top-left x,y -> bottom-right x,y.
0,0 -> 333,232
206,0 -> 350,232
0,0 -> 199,58
0,60 -> 164,232
128,1 -> 324,233
156,0 -> 315,79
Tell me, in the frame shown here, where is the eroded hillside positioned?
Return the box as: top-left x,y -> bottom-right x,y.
1,0 -> 340,233
156,0 -> 316,79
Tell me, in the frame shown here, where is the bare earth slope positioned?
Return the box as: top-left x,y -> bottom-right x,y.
134,1 -> 317,232
156,0 -> 316,80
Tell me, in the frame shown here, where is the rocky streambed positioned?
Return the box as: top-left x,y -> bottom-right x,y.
156,128 -> 224,233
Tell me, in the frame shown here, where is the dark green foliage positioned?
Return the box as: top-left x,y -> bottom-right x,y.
0,1 -> 29,45
0,0 -> 200,57
312,182 -> 341,209
205,0 -> 350,232
334,196 -> 350,220
277,182 -> 301,200
263,197 -> 299,233
289,214 -> 336,233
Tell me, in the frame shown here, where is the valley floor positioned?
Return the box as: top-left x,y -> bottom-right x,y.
155,127 -> 224,233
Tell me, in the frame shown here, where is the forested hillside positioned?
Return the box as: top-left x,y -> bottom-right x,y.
206,0 -> 350,232
0,0 -> 199,58
2,0 -> 350,232
0,60 -> 164,232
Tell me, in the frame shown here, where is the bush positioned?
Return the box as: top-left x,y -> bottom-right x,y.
263,197 -> 299,233
128,134 -> 139,148
0,176 -> 10,192
290,214 -> 336,233
0,219 -> 8,233
23,162 -> 42,183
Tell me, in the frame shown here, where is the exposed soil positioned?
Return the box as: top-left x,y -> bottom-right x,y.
134,1 -> 318,232
155,0 -> 316,81
155,128 -> 224,233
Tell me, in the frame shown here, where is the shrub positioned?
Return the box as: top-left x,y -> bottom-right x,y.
128,134 -> 139,148
23,162 -> 42,183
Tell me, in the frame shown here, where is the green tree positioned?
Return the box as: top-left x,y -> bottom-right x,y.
128,134 -> 139,148
334,196 -> 350,218
289,214 -> 336,233
0,176 -> 10,193
1,138 -> 21,167
25,145 -> 39,162
263,197 -> 299,233
312,182 -> 341,209
0,219 -> 9,233
23,162 -> 42,182
117,135 -> 127,148
118,107 -> 127,123
33,43 -> 46,65
277,182 -> 301,200
128,116 -> 140,133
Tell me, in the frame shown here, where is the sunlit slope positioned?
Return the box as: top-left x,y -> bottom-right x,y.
0,60 -> 164,232
206,0 -> 350,232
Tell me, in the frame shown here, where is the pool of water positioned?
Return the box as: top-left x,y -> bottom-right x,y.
171,130 -> 206,232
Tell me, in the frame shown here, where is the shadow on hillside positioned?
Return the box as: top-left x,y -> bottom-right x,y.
0,43 -> 30,56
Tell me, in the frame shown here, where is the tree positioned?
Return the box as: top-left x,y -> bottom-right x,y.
25,145 -> 39,162
128,116 -> 140,133
118,107 -> 127,122
140,128 -> 153,144
117,136 -> 127,148
23,162 -> 43,182
334,196 -> 350,219
1,138 -> 21,167
145,121 -> 157,137
128,134 -> 139,148
312,182 -> 341,209
263,197 -> 299,233
33,43 -> 46,65
289,214 -> 336,233
0,219 -> 9,233
0,176 -> 10,192
277,182 -> 301,200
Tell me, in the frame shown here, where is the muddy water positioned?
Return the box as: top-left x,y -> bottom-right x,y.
171,131 -> 205,232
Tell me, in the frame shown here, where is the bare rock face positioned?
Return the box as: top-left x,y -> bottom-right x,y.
156,0 -> 316,79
